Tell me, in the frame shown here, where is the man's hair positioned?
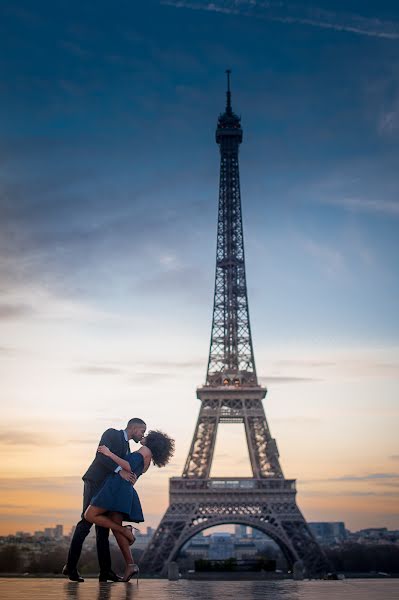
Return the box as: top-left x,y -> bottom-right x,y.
127,418 -> 146,428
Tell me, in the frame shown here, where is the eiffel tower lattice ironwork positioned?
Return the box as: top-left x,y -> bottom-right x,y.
139,72 -> 329,577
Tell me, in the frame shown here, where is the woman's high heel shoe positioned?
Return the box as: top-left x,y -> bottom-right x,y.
123,525 -> 136,546
122,563 -> 139,583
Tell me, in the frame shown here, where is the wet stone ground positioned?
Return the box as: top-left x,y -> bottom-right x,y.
0,578 -> 398,600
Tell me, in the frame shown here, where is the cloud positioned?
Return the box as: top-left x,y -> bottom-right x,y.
0,504 -> 34,510
273,359 -> 335,368
374,480 -> 399,489
0,430 -> 98,447
301,237 -> 345,277
263,355 -> 399,381
0,286 -> 117,324
74,358 -> 204,372
137,265 -> 209,299
379,110 -> 399,135
3,4 -> 42,26
0,346 -> 15,355
0,161 -> 206,316
145,359 -> 204,370
259,376 -> 319,384
72,361 -> 200,383
322,196 -> 399,217
0,506 -> 80,520
273,416 -> 321,425
129,372 -> 175,384
0,476 -> 81,492
0,303 -> 35,320
301,490 -> 399,497
58,79 -> 92,97
162,1 -> 399,40
378,89 -> 399,136
58,40 -> 92,59
74,353 -> 399,389
332,473 -> 399,482
74,365 -> 124,376
301,472 -> 399,484
389,455 -> 399,461
0,431 -> 59,446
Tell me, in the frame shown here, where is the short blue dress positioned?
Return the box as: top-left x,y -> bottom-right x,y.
91,452 -> 145,523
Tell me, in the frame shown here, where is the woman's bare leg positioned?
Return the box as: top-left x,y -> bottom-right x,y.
109,512 -> 134,567
84,506 -> 133,543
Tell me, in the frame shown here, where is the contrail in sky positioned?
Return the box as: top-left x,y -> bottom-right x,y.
161,0 -> 399,40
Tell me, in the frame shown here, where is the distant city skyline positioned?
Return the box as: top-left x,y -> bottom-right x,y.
1,0 -> 398,536
4,520 -> 398,542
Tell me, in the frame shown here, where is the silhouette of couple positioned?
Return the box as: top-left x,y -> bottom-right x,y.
63,418 -> 174,583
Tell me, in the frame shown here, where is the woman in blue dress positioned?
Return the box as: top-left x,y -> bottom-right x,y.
85,430 -> 175,582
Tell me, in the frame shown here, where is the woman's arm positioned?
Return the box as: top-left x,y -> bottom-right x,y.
97,445 -> 131,472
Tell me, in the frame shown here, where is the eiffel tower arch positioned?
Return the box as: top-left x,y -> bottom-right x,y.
139,72 -> 329,577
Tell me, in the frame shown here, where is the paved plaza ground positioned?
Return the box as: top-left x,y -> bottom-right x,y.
0,578 -> 398,600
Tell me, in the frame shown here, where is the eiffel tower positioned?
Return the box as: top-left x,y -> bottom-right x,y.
140,72 -> 329,577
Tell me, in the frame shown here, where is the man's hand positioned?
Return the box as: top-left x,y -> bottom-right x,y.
118,469 -> 137,485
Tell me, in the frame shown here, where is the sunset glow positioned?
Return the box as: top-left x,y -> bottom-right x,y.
1,0 -> 399,537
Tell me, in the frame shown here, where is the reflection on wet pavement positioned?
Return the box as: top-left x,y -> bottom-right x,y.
0,578 -> 398,600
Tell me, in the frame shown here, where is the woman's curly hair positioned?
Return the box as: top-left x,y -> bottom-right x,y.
145,430 -> 175,468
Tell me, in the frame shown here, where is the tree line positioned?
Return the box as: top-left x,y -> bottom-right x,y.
324,543 -> 399,573
0,545 -> 143,574
0,542 -> 398,574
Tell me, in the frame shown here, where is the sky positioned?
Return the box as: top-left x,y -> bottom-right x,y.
0,0 -> 399,537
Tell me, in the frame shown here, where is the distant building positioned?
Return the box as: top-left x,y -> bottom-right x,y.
44,528 -> 54,539
182,536 -> 209,559
251,528 -> 265,539
180,530 -> 287,570
34,531 -> 45,539
234,525 -> 247,538
357,528 -> 387,539
234,540 -> 258,559
208,533 -> 235,560
131,526 -> 156,551
54,524 -> 64,539
349,528 -> 399,544
309,522 -> 347,545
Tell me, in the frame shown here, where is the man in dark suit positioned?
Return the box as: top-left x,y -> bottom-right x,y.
62,417 -> 146,582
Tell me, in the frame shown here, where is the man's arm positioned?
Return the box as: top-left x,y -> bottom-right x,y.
95,429 -> 122,473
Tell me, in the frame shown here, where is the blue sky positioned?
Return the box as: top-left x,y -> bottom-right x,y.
0,0 -> 398,534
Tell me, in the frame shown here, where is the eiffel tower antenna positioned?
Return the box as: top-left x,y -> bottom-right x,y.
226,68 -> 232,112
139,73 -> 329,578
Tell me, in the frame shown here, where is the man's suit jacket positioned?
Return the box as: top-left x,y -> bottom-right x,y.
83,428 -> 130,484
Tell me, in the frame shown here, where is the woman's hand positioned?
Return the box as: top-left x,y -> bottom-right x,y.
97,445 -> 111,456
118,469 -> 137,485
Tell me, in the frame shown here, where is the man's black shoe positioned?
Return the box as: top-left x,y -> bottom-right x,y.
62,564 -> 84,582
99,569 -> 122,582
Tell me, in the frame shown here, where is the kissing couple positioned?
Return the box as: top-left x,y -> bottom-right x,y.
63,418 -> 174,582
